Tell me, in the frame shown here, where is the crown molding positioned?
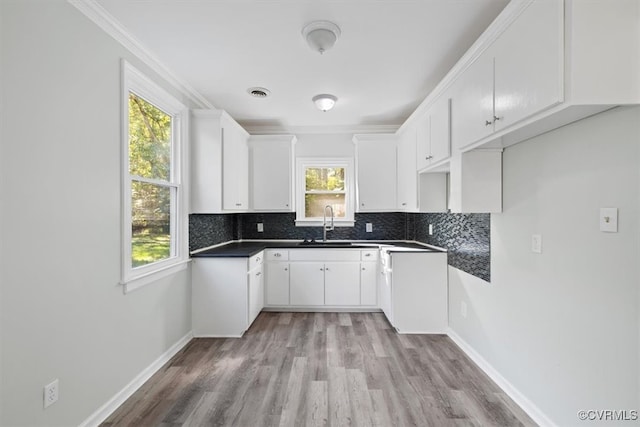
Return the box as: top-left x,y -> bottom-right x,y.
243,124 -> 400,136
68,0 -> 214,109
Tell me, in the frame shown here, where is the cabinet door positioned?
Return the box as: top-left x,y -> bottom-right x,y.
289,262 -> 325,306
429,97 -> 451,164
324,262 -> 360,306
450,53 -> 494,150
248,266 -> 263,325
415,111 -> 431,171
493,0 -> 563,131
190,111 -> 223,213
356,138 -> 397,211
396,126 -> 417,210
360,262 -> 377,306
265,262 -> 290,305
379,269 -> 392,324
222,125 -> 249,210
251,139 -> 293,211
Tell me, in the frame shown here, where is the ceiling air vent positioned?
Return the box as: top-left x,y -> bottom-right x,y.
247,87 -> 271,98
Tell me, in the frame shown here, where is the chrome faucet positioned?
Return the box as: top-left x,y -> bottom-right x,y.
323,205 -> 334,242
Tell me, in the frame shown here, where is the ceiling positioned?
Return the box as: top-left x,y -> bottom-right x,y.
95,0 -> 509,133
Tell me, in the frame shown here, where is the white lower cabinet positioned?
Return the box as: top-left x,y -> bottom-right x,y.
248,262 -> 264,325
290,262 -> 325,306
265,248 -> 378,309
360,262 -> 377,306
192,252 -> 263,337
265,262 -> 290,305
380,251 -> 448,334
324,262 -> 361,306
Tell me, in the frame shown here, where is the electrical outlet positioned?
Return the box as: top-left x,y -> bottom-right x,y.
44,379 -> 59,408
366,223 -> 373,233
461,301 -> 467,318
428,224 -> 433,235
257,223 -> 264,232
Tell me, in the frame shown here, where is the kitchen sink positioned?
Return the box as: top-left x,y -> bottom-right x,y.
298,239 -> 352,246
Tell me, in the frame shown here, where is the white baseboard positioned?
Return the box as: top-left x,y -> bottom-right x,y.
447,328 -> 556,427
78,331 -> 194,427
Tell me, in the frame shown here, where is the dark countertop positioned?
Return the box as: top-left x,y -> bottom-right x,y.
191,240 -> 443,258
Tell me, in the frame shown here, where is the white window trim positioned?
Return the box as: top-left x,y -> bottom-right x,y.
121,60 -> 190,293
295,157 -> 355,227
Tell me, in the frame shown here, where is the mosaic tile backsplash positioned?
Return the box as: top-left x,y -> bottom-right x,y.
189,211 -> 490,282
413,213 -> 490,282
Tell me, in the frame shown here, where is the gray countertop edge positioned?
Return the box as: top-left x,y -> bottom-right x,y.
190,240 -> 446,258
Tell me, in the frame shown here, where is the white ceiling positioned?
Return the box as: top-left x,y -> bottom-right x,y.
95,0 -> 509,133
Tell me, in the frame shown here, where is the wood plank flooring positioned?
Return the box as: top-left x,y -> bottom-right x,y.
102,312 -> 536,427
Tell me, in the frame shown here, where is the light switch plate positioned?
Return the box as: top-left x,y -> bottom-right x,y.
599,207 -> 618,232
428,224 -> 433,235
531,234 -> 542,254
257,223 -> 264,232
366,223 -> 373,232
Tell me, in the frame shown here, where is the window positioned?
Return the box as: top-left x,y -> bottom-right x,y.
295,158 -> 354,226
122,61 -> 188,291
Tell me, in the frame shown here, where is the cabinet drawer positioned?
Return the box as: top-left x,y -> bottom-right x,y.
249,251 -> 264,270
265,250 -> 289,261
289,249 -> 361,262
361,249 -> 378,261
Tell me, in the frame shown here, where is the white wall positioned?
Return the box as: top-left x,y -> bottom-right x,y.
295,133 -> 355,158
0,2 -> 193,425
448,106 -> 640,426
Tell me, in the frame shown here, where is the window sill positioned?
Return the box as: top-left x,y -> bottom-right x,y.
295,220 -> 355,227
122,259 -> 191,294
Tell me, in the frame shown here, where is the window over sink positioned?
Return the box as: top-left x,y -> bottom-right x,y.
295,158 -> 355,227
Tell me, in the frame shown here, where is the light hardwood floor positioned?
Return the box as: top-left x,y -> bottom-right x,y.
102,312 -> 536,426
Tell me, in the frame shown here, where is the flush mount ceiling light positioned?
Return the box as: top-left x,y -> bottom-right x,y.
247,87 -> 271,98
302,21 -> 341,55
312,94 -> 338,112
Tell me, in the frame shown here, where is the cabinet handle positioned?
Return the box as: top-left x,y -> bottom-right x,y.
235,203 -> 242,206
256,272 -> 261,276
365,253 -> 371,257
325,267 -> 330,271
401,202 -> 407,206
284,268 -> 288,271
485,120 -> 493,126
361,203 -> 365,207
425,155 -> 433,160
274,253 -> 281,257
362,267 -> 366,271
320,268 -> 324,271
494,115 -> 502,122
285,204 -> 289,207
256,257 -> 261,262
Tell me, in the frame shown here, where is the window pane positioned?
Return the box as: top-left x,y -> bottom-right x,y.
129,93 -> 172,181
305,193 -> 346,218
305,167 -> 345,191
131,181 -> 172,268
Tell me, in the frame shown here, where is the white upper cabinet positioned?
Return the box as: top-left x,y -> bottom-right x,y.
222,118 -> 250,211
190,110 -> 223,213
428,96 -> 452,165
353,134 -> 398,212
416,96 -> 452,171
452,0 -> 563,150
249,135 -> 296,212
492,0 -> 563,132
450,53 -> 495,150
449,0 -> 638,151
190,109 -> 250,213
396,125 -> 418,211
